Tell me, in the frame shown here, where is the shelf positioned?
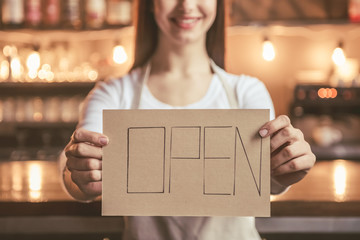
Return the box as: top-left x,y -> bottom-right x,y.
0,26 -> 134,43
0,122 -> 77,161
229,0 -> 355,26
0,82 -> 96,96
233,19 -> 360,27
0,121 -> 77,129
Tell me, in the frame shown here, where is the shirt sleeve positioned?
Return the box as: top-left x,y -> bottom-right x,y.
236,76 -> 275,120
78,80 -> 121,133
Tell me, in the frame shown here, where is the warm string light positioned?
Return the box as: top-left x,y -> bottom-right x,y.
26,48 -> 41,80
262,37 -> 276,62
259,36 -> 350,70
10,57 -> 22,80
330,41 -> 358,85
2,45 -> 22,80
0,60 -> 10,80
1,43 -> 101,82
0,35 -> 353,82
38,64 -> 55,82
113,41 -> 128,64
3,45 -> 17,58
332,41 -> 346,66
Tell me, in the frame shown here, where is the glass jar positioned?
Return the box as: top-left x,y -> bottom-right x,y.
85,0 -> 106,29
25,0 -> 42,28
43,0 -> 61,28
106,0 -> 132,27
62,0 -> 83,30
1,0 -> 25,28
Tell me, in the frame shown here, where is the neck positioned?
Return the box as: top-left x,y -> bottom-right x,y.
150,34 -> 211,75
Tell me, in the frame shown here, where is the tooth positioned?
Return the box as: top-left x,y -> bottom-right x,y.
179,19 -> 196,24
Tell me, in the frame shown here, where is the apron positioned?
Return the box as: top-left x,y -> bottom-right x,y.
122,60 -> 261,240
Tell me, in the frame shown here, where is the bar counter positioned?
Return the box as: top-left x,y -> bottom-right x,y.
271,159 -> 360,217
1,159 -> 360,216
1,159 -> 360,239
0,160 -> 360,216
0,160 -> 107,218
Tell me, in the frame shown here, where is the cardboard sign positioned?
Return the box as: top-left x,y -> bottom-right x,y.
102,109 -> 270,216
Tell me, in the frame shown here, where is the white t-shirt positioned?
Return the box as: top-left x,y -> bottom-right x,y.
79,64 -> 275,240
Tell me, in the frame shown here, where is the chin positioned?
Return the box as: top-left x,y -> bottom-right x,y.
171,33 -> 204,46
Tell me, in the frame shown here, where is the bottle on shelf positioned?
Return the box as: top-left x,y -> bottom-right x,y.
2,97 -> 15,122
106,0 -> 132,27
25,0 -> 42,28
42,0 -> 61,28
62,0 -> 83,30
349,0 -> 360,23
1,0 -> 25,29
85,0 -> 106,29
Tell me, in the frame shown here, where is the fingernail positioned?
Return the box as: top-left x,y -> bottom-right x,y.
259,129 -> 268,138
99,137 -> 109,145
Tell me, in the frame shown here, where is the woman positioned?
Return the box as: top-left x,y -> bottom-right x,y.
60,0 -> 316,239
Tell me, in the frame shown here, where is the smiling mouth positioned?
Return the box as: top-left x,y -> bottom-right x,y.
171,17 -> 201,29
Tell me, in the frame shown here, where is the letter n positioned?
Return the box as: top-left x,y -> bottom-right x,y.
235,127 -> 263,196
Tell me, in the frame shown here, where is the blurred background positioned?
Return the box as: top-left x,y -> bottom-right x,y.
0,0 -> 360,240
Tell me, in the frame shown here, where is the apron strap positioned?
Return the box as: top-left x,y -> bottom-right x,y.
131,62 -> 151,109
209,60 -> 238,109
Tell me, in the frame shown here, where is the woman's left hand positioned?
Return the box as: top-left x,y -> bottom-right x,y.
259,115 -> 316,194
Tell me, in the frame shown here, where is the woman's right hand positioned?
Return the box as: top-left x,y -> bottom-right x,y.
64,128 -> 109,199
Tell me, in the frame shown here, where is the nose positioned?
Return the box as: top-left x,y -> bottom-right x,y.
178,0 -> 195,13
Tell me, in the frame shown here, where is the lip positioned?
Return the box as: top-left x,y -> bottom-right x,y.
171,16 -> 201,30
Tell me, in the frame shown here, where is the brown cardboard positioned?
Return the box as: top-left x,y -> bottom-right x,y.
102,109 -> 270,216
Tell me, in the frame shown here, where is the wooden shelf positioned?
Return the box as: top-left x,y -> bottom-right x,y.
0,82 -> 96,96
0,26 -> 134,43
233,19 -> 360,27
0,121 -> 77,129
229,0 -> 355,26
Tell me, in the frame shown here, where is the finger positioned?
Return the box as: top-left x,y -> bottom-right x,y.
66,142 -> 103,159
270,127 -> 304,153
71,170 -> 102,185
272,171 -> 309,187
272,154 -> 315,176
70,170 -> 102,197
259,115 -> 291,138
78,181 -> 102,197
72,128 -> 109,146
271,141 -> 308,169
66,157 -> 102,171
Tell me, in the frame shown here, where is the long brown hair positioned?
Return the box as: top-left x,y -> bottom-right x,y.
131,0 -> 226,70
